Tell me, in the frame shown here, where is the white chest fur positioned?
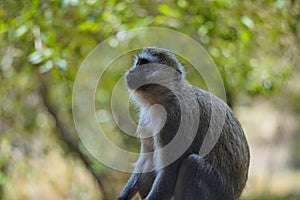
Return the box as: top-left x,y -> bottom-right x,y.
137,104 -> 167,138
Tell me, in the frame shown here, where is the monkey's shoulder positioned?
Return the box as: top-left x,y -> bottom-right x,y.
191,85 -> 243,131
191,86 -> 230,111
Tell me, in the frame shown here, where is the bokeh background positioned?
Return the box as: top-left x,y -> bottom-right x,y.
1,0 -> 300,199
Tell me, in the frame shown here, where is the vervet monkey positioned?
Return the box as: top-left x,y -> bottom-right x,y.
118,47 -> 250,200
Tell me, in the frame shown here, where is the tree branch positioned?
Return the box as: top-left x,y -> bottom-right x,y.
38,75 -> 108,199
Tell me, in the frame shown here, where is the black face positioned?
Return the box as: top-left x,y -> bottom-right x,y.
126,63 -> 154,91
126,47 -> 184,92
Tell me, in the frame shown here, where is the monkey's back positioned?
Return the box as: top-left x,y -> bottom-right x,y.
193,87 -> 250,198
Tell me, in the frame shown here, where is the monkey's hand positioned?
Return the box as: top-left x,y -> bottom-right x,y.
117,196 -> 127,200
143,164 -> 180,200
117,194 -> 134,200
117,187 -> 137,200
118,173 -> 140,200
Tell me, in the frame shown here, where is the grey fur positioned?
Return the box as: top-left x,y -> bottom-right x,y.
118,47 -> 250,200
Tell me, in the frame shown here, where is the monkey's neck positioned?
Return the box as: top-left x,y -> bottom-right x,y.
132,80 -> 189,107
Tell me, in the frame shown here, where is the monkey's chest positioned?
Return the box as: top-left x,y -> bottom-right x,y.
137,105 -> 167,138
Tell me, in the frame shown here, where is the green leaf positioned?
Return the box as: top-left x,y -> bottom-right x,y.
28,51 -> 43,64
55,59 -> 68,71
15,24 -> 28,38
240,30 -> 250,42
241,16 -> 255,29
158,5 -> 180,18
39,60 -> 53,73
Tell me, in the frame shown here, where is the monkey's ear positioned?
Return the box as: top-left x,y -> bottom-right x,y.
176,68 -> 182,74
176,65 -> 185,76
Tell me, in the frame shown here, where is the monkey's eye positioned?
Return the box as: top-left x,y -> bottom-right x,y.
137,58 -> 150,66
176,68 -> 182,74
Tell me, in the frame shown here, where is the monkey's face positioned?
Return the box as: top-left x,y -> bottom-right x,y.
126,47 -> 185,105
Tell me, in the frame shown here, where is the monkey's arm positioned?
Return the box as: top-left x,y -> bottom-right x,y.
118,170 -> 155,200
118,173 -> 140,200
118,173 -> 139,200
143,159 -> 182,200
118,138 -> 155,200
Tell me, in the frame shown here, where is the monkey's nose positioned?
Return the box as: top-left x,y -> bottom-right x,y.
126,71 -> 147,90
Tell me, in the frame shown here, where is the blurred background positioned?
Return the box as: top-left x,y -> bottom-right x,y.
0,0 -> 300,199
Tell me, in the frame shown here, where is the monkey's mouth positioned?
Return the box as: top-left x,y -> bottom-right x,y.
137,84 -> 154,91
127,83 -> 156,93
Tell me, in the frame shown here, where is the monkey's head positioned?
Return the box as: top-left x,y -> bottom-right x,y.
126,47 -> 185,105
